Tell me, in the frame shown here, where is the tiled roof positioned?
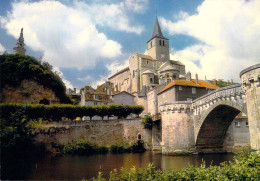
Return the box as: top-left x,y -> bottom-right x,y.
96,83 -> 105,92
136,53 -> 153,60
158,79 -> 219,94
108,67 -> 129,79
170,60 -> 185,66
112,91 -> 135,97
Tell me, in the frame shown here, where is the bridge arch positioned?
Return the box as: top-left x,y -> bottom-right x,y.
195,100 -> 247,152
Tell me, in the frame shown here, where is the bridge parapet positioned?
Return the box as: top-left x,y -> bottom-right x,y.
160,101 -> 192,113
191,84 -> 245,115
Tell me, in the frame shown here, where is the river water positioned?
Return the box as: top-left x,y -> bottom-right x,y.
4,151 -> 234,180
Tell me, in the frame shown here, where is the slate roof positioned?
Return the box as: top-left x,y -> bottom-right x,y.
148,17 -> 168,42
158,79 -> 219,94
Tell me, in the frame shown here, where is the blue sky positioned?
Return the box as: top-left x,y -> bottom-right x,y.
0,0 -> 259,90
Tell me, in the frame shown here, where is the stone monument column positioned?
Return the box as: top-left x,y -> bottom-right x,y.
240,63 -> 260,150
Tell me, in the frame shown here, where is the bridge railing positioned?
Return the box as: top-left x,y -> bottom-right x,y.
192,84 -> 243,108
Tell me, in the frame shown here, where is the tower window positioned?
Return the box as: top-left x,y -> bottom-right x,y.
159,40 -> 161,46
133,70 -> 135,77
147,60 -> 148,64
150,41 -> 152,48
163,40 -> 165,46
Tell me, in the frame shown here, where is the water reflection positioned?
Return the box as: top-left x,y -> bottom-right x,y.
4,151 -> 234,180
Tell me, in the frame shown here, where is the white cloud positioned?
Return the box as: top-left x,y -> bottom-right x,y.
124,0 -> 148,12
52,66 -> 73,89
162,0 -> 260,81
0,0 -> 145,69
77,58 -> 129,89
0,43 -> 6,55
75,1 -> 144,34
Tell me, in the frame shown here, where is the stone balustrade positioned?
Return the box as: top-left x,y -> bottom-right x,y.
192,84 -> 244,110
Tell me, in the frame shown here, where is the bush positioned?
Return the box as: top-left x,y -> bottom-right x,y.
109,140 -> 146,154
131,140 -> 146,153
142,115 -> 153,129
63,139 -> 108,155
110,141 -> 132,153
0,103 -> 144,121
131,105 -> 144,117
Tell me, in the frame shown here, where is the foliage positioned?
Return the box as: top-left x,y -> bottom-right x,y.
89,150 -> 260,181
131,105 -> 144,117
63,140 -> 146,155
110,140 -> 146,153
0,103 -> 144,121
0,54 -> 71,103
63,139 -> 108,155
109,141 -> 132,153
142,115 -> 153,129
0,109 -> 39,159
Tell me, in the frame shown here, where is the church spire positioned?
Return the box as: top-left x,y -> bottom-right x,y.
150,17 -> 168,41
13,28 -> 26,55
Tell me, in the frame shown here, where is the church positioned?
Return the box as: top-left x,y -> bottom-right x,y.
106,18 -> 218,115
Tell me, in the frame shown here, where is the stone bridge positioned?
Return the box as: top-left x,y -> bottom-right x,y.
160,64 -> 259,155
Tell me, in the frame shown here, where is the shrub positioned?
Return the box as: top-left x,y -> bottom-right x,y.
63,139 -> 108,155
131,140 -> 146,153
142,115 -> 153,129
131,105 -> 144,117
0,103 -> 144,121
110,141 -> 132,153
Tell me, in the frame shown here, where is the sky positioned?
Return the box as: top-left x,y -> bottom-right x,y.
0,0 -> 259,91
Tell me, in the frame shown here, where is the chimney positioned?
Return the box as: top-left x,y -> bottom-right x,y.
195,73 -> 199,84
186,71 -> 191,81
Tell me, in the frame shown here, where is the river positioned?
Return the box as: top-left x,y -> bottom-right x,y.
3,151 -> 234,180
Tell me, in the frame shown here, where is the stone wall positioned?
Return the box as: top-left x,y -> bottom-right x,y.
0,79 -> 60,104
160,102 -> 195,155
240,63 -> 260,150
34,118 -> 152,152
223,117 -> 250,151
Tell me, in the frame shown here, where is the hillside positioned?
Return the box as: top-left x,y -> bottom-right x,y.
0,54 -> 71,104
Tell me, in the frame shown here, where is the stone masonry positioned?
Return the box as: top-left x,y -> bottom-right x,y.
240,63 -> 260,150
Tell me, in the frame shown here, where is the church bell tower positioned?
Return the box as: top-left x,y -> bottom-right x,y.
147,17 -> 169,61
13,28 -> 26,55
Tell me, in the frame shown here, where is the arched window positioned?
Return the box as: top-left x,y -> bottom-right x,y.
172,75 -> 176,79
137,134 -> 142,140
163,40 -> 165,46
159,40 -> 161,46
39,98 -> 50,105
